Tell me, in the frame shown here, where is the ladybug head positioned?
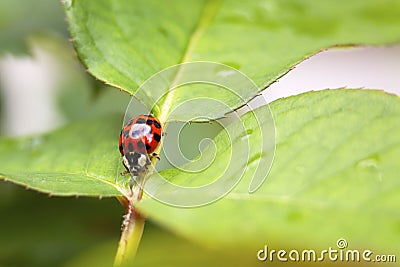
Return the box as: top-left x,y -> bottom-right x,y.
122,152 -> 150,176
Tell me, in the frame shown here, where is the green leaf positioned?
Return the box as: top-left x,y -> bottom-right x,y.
138,89 -> 400,254
127,224 -> 262,267
0,115 -> 123,197
65,0 -> 400,121
63,224 -> 260,267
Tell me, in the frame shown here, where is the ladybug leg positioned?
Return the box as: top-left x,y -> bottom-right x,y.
151,153 -> 160,161
120,158 -> 130,176
120,170 -> 129,176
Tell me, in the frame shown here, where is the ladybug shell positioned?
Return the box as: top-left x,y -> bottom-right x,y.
119,114 -> 162,156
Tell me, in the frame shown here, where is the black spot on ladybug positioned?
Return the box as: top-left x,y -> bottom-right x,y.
128,143 -> 134,152
123,130 -> 129,138
146,144 -> 152,151
137,141 -> 145,148
146,119 -> 153,125
136,118 -> 146,124
153,133 -> 161,142
153,120 -> 161,129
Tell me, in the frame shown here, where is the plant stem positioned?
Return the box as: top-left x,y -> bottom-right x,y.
114,174 -> 147,267
113,198 -> 145,267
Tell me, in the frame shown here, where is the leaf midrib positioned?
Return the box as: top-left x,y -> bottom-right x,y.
157,0 -> 222,123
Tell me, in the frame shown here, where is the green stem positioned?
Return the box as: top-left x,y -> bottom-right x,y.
113,204 -> 145,267
113,177 -> 147,267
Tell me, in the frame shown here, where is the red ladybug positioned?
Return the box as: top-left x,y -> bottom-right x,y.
119,114 -> 162,176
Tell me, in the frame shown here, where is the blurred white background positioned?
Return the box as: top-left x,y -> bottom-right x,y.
264,46 -> 400,103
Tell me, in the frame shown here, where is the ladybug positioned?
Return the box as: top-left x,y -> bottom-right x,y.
119,114 -> 162,176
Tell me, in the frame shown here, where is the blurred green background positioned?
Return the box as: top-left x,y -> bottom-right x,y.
0,1 -> 226,266
0,1 -> 127,266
